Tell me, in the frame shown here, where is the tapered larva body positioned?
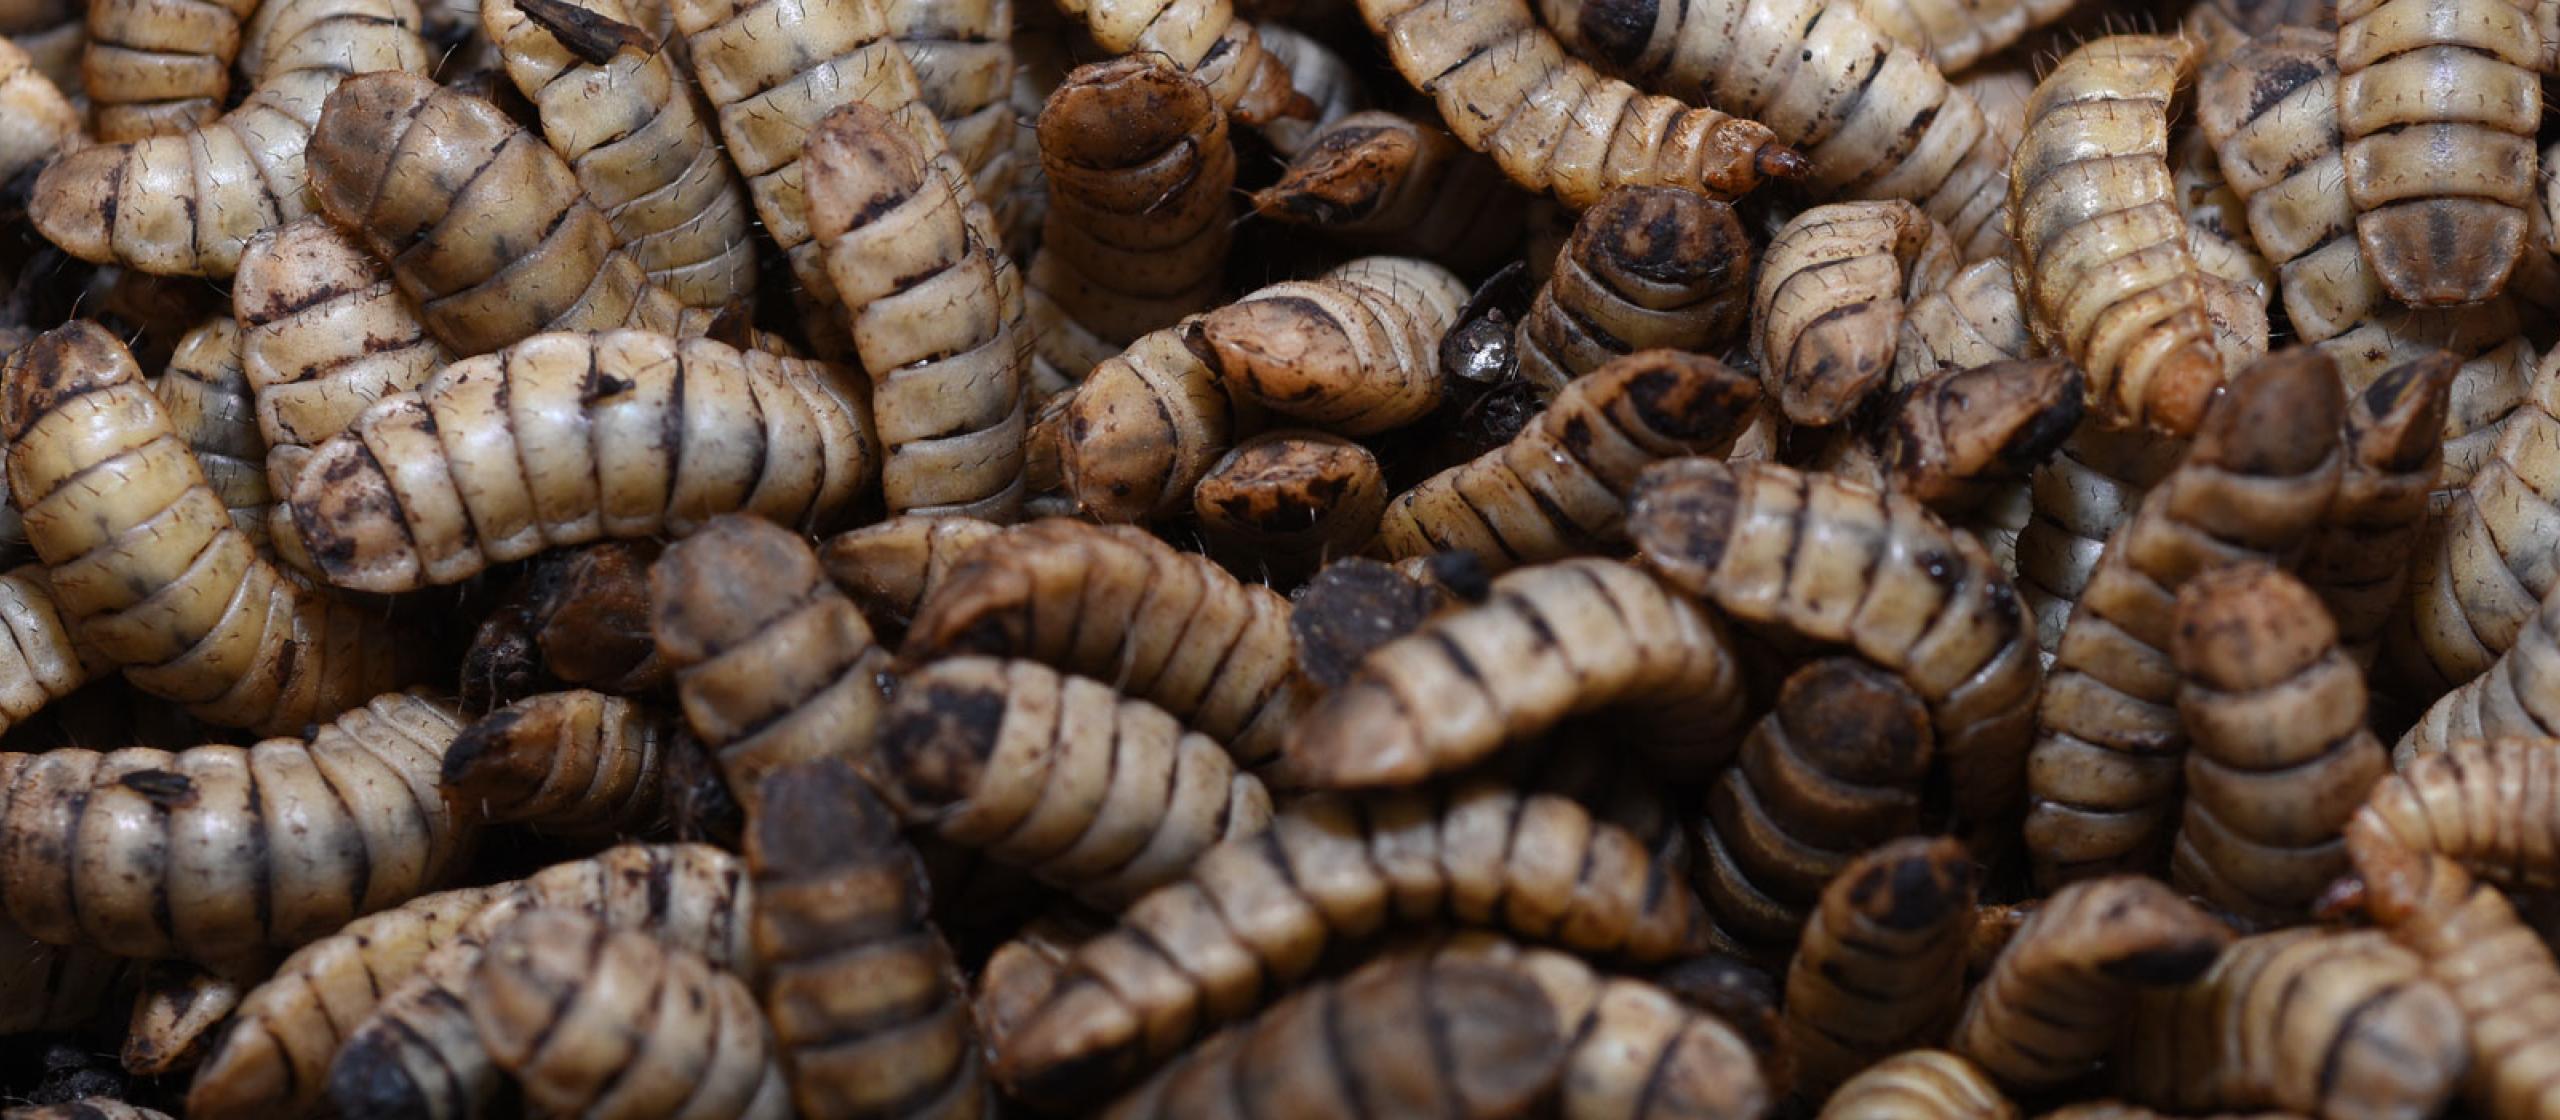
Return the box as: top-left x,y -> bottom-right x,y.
4,322 -> 422,734
1355,0 -> 1804,208
186,884 -> 512,1120
819,515 -> 999,631
1533,0 -> 2011,257
466,910 -> 792,1120
877,657 -> 1274,909
746,759 -> 991,1119
2025,351 -> 2345,887
2348,836 -> 2560,1120
1028,56 -> 1233,384
1895,259 -> 2037,389
884,0 -> 1016,210
1253,23 -> 1361,156
2014,427 -> 2186,655
1096,952 -> 1570,1120
1951,876 -> 2233,1091
1274,557 -> 1748,789
2353,740 -> 2560,887
308,72 -> 691,358
1854,0 -> 2073,74
805,102 -> 1028,520
0,692 -> 469,971
283,330 -> 875,594
323,845 -> 755,1120
1189,255 -> 1466,438
2386,348 -> 2560,693
1629,458 -> 2043,839
1053,323 -> 1245,524
1375,351 -> 1761,576
990,781 -> 1707,1108
2121,927 -> 2466,1120
440,690 -> 682,837
2299,355 -> 2451,667
904,520 -> 1308,769
1514,187 -> 1754,397
1248,111 -> 1526,275
2334,0 -> 2540,306
2168,564 -> 2391,925
480,0 -> 759,311
2010,35 -> 2229,436
1883,358 -> 2085,514
27,0 -> 433,278
1754,201 -> 1959,427
231,219 -> 453,504
650,515 -> 893,804
1784,838 -> 1977,1094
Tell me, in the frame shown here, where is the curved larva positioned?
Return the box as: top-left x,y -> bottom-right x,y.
1895,258 -> 2038,389
480,0 -> 759,311
155,317 -> 270,544
0,36 -> 78,184
2384,347 -> 2560,693
1027,56 -> 1233,385
2012,427 -> 2187,657
806,102 -> 1028,520
1355,0 -> 1804,208
1047,0 -> 1300,125
904,519 -> 1309,769
2335,0 -> 2540,306
0,692 -> 469,971
466,911 -> 791,1120
1514,187 -> 1754,397
28,0 -> 432,278
2346,838 -> 2560,1120
1754,200 -> 1959,426
1376,350 -> 1762,576
2356,740 -> 2560,887
2299,354 -> 2449,667
1535,0 -> 2012,257
185,883 -> 512,1120
2197,25 -> 2534,489
990,781 -> 1708,1109
1192,255 -> 1467,437
1818,1050 -> 2017,1120
80,0 -> 252,139
1951,876 -> 2232,1091
308,72 -> 694,359
282,330 -> 876,594
2010,35 -> 2227,436
3,322 -> 424,734
1628,458 -> 2044,840
2167,564 -> 2391,926
440,690 -> 681,838
232,218 -> 453,506
1253,22 -> 1361,156
2123,927 -> 2466,1120
0,565 -> 106,742
1054,323 -> 1242,524
1853,0 -> 2074,75
2025,351 -> 2344,888
1273,557 -> 1749,789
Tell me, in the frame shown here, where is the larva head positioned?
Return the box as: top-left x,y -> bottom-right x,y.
2191,346 -> 2345,477
1885,358 -> 2085,504
26,145 -> 127,264
2345,351 -> 2454,473
0,319 -> 140,442
1624,456 -> 1742,598
2171,563 -> 2337,692
441,690 -> 620,818
1039,56 -> 1216,172
1251,112 -> 1425,226
818,515 -> 1000,632
874,656 -> 1013,818
2340,826 -> 2460,928
648,513 -> 830,663
1835,836 -> 1978,933
802,102 -> 927,244
1773,658 -> 1935,787
231,219 -> 394,343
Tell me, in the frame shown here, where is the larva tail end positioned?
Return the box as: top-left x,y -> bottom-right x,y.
2358,202 -> 2526,309
26,146 -> 120,265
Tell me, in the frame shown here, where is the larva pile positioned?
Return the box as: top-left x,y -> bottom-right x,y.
0,0 -> 2556,1116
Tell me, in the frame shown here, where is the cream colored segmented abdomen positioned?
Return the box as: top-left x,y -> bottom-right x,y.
283,330 -> 876,594
1055,323 -> 1237,524
3,323 -> 421,734
1819,1051 -> 2017,1120
28,0 -> 432,279
1357,0 -> 1802,208
1534,0 -> 2011,258
0,565 -> 101,741
155,317 -> 270,543
482,0 -> 759,311
1192,255 -> 1465,437
0,692 -> 468,970
1896,258 -> 2037,388
1854,0 -> 2077,75
1049,0 -> 1299,124
885,0 -> 1016,196
186,883 -> 513,1120
1754,200 -> 1960,426
2010,34 -> 2224,435
80,0 -> 253,139
2336,0 -> 2541,306
1784,838 -> 1975,1096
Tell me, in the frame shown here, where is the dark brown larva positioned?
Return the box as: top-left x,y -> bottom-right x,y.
1191,431 -> 1386,583
1784,837 -> 1978,1095
1513,188 -> 1755,396
440,690 -> 684,838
